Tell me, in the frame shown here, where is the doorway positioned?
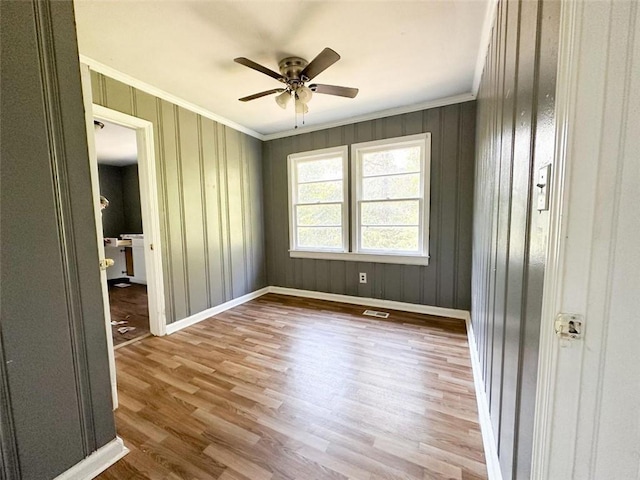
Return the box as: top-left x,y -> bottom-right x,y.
93,106 -> 166,406
80,64 -> 166,408
94,119 -> 150,347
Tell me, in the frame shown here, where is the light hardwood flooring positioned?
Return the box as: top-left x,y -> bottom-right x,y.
98,294 -> 487,480
109,283 -> 150,347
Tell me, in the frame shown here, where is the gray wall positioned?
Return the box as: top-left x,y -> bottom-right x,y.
122,164 -> 143,233
98,165 -> 126,237
91,73 -> 267,324
0,1 -> 116,478
98,164 -> 143,237
471,0 -> 559,478
263,102 -> 476,310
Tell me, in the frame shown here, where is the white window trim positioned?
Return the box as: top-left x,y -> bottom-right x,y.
287,145 -> 349,253
351,133 -> 431,260
289,250 -> 430,265
287,134 -> 431,266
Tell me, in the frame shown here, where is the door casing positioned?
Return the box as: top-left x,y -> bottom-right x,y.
79,64 -> 166,409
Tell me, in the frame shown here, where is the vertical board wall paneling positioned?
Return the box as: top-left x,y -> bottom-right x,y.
197,116 -> 212,307
178,107 -> 207,315
216,123 -> 233,302
1,1 -> 117,477
516,0 -> 560,476
248,135 -> 266,292
225,127 -> 248,297
160,100 -> 189,320
471,0 -> 560,478
91,72 -> 267,325
263,102 -> 476,310
200,118 -> 225,306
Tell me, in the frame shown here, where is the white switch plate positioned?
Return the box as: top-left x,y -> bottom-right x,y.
537,164 -> 551,211
359,272 -> 367,283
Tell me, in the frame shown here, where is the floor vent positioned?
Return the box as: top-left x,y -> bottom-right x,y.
363,309 -> 390,319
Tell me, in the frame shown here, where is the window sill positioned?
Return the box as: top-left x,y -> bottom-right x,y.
289,250 -> 430,266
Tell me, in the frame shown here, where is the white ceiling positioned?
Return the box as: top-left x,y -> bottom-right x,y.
74,1 -> 490,137
94,119 -> 137,166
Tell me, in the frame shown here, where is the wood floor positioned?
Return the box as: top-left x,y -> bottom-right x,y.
98,294 -> 487,480
109,283 -> 150,347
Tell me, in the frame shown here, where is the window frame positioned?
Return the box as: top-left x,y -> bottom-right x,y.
287,145 -> 349,254
351,133 -> 431,259
287,133 -> 431,266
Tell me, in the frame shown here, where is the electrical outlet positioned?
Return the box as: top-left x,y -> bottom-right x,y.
359,272 -> 367,283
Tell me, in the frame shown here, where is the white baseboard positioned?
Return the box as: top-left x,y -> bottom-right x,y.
165,287 -> 270,334
269,286 -> 470,321
465,316 -> 503,480
165,286 -> 470,336
54,437 -> 128,480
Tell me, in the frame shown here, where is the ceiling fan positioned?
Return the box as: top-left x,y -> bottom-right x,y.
234,48 -> 359,115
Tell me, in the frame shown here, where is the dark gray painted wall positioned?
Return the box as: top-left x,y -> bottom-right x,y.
98,164 -> 143,237
471,0 -> 559,478
263,102 -> 476,310
98,165 -> 126,237
91,73 -> 267,324
122,164 -> 143,233
0,1 -> 116,478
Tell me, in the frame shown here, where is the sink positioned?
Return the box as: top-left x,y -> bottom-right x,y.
104,237 -> 132,247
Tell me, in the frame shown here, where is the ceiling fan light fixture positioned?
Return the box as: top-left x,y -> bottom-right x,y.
295,100 -> 309,114
296,85 -> 313,104
275,91 -> 291,109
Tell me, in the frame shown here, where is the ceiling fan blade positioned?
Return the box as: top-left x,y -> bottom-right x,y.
309,84 -> 359,98
239,88 -> 286,102
301,48 -> 340,81
234,57 -> 284,82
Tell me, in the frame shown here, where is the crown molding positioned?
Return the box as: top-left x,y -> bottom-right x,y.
472,0 -> 499,95
261,92 -> 477,141
79,55 -> 264,140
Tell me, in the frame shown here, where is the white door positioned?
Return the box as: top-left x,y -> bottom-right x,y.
531,1 -> 640,478
79,64 -> 119,409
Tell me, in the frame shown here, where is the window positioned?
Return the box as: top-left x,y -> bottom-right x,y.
352,134 -> 430,257
288,146 -> 349,252
288,133 -> 430,265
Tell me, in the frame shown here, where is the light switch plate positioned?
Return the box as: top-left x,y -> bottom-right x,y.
537,164 -> 551,211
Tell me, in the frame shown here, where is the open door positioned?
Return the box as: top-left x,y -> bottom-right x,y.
79,64 -> 119,409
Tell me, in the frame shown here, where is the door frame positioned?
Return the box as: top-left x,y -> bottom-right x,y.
79,65 -> 166,408
92,103 -> 167,338
530,0 -> 577,475
531,2 -> 576,474
531,0 -> 638,477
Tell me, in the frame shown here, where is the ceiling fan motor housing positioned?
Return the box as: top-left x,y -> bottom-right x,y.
278,57 -> 309,83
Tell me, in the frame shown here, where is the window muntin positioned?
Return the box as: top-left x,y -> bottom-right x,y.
288,146 -> 349,253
